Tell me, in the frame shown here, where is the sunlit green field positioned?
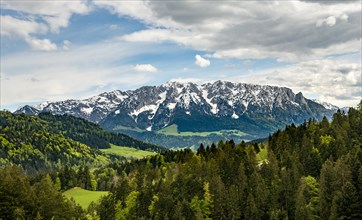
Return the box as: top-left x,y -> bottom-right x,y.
63,187 -> 109,209
100,144 -> 156,159
157,124 -> 248,137
256,146 -> 268,162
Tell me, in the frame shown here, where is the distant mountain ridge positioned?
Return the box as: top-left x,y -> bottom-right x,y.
312,99 -> 339,110
15,81 -> 337,145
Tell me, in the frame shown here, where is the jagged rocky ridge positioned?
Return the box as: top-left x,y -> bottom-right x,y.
15,81 -> 336,139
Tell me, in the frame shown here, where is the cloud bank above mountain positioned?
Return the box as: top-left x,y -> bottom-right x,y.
1,0 -> 361,109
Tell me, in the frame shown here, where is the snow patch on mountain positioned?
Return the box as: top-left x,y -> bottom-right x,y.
130,91 -> 167,119
34,102 -> 49,110
14,81 -> 337,134
81,107 -> 93,115
313,99 -> 339,110
158,91 -> 167,104
290,101 -> 300,107
114,90 -> 128,100
131,104 -> 157,117
232,112 -> 239,119
202,90 -> 218,114
167,103 -> 177,110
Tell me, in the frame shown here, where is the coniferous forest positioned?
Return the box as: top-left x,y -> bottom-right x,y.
0,101 -> 361,219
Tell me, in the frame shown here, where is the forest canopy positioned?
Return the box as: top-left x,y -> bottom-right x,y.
0,101 -> 361,219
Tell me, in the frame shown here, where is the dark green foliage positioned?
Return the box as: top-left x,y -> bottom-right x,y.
39,112 -> 164,152
0,111 -> 163,172
119,128 -> 256,149
93,104 -> 362,219
0,111 -> 105,173
1,102 -> 362,219
98,194 -> 116,220
0,166 -> 84,219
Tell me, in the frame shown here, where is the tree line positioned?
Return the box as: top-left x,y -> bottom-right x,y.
0,101 -> 361,219
93,103 -> 361,219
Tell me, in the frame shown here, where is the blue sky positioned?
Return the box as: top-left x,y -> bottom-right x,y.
1,0 -> 361,111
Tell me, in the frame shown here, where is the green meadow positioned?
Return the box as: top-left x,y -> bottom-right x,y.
256,146 -> 268,162
63,187 -> 109,209
100,144 -> 156,159
157,124 -> 248,137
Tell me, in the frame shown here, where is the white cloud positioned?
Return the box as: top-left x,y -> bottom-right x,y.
0,1 -> 90,50
1,0 -> 360,109
0,15 -> 57,51
195,55 -> 210,67
325,16 -> 337,26
169,77 -> 210,84
109,24 -> 120,30
316,16 -> 336,27
25,38 -> 58,51
1,1 -> 90,33
1,41 -> 157,106
93,0 -> 179,28
133,64 -> 158,72
5,0 -> 356,58
63,40 -> 71,50
339,13 -> 349,21
231,59 -> 361,107
121,28 -> 213,51
315,13 -> 349,27
0,15 -> 48,37
116,0 -> 361,61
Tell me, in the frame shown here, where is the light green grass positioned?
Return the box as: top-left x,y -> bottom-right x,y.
100,144 -> 156,159
157,124 -> 248,137
63,187 -> 109,209
112,125 -> 143,132
256,146 -> 268,162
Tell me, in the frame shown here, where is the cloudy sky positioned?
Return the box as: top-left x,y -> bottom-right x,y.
1,0 -> 361,111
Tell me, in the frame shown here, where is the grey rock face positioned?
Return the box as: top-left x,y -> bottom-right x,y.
14,81 -> 336,137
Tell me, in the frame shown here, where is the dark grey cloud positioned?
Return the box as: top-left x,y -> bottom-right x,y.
30,77 -> 40,82
300,0 -> 359,4
338,67 -> 352,74
231,58 -> 361,107
115,0 -> 361,61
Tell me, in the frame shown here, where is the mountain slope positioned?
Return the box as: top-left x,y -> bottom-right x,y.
37,113 -> 164,152
0,111 -> 107,173
0,111 -> 164,173
14,81 -> 337,147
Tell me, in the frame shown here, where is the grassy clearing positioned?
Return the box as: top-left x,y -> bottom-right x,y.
157,124 -> 248,137
101,144 -> 156,159
63,187 -> 109,209
112,125 -> 143,132
256,146 -> 268,162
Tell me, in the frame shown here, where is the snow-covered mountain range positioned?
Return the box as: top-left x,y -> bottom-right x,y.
312,99 -> 339,110
15,81 -> 337,141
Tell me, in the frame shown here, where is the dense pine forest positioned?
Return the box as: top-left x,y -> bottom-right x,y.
1,101 -> 361,219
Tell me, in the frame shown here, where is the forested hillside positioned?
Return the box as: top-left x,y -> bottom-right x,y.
38,113 -> 164,152
93,102 -> 362,219
0,111 -> 106,173
0,102 -> 361,219
0,111 -> 163,173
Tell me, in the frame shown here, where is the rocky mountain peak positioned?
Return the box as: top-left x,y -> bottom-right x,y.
14,81 -> 336,136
